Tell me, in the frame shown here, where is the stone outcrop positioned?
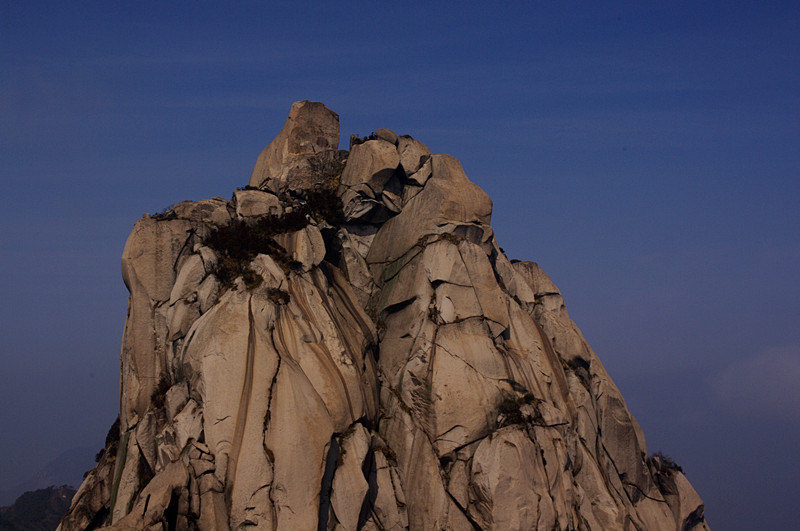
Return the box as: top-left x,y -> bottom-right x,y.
61,101 -> 708,530
248,100 -> 345,194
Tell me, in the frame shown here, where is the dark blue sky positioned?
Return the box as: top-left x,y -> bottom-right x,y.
2,2 -> 798,527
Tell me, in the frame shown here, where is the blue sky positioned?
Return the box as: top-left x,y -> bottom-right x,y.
1,1 -> 798,527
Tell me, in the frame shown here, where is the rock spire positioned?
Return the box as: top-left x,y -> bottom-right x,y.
60,102 -> 708,530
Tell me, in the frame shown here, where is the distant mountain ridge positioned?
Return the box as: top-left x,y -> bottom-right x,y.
59,102 -> 708,529
0,446 -> 94,507
0,485 -> 75,530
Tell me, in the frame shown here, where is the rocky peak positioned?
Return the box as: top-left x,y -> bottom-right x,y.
60,103 -> 708,530
249,100 -> 345,194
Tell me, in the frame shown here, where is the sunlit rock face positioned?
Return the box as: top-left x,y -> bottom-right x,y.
60,101 -> 708,530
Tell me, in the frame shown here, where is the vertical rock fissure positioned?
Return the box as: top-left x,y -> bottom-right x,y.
264,325 -> 283,432
170,228 -> 197,273
264,322 -> 284,530
107,428 -> 130,525
444,488 -> 481,530
164,490 -> 180,531
356,448 -> 378,530
531,317 -> 578,422
226,295 -> 257,508
317,437 -> 340,530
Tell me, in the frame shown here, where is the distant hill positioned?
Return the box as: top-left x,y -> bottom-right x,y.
0,485 -> 75,530
0,446 -> 94,506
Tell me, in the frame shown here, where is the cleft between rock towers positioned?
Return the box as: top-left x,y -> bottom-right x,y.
60,101 -> 709,530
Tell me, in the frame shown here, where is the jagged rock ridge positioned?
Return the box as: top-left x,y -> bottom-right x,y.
60,101 -> 708,530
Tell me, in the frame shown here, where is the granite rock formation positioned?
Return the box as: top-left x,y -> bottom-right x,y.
60,101 -> 708,530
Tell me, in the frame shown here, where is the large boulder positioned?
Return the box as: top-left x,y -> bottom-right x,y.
339,139 -> 402,223
367,153 -> 493,265
249,100 -> 342,193
233,189 -> 282,218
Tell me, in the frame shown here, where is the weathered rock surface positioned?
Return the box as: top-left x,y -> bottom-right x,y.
233,189 -> 283,218
340,139 -> 402,223
61,102 -> 708,530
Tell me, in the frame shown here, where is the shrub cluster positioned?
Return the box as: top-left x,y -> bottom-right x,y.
648,451 -> 685,496
105,416 -> 121,447
204,215 -> 305,288
350,132 -> 379,146
498,392 -> 544,427
150,374 -> 172,409
267,288 -> 290,305
650,451 -> 683,473
94,416 -> 121,464
562,356 -> 592,391
206,212 -> 309,262
205,186 -> 344,289
304,188 -> 345,227
151,204 -> 177,221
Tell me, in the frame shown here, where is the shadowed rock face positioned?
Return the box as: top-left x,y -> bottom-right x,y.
60,102 -> 709,530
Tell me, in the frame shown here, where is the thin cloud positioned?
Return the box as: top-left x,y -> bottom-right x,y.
710,344 -> 800,421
